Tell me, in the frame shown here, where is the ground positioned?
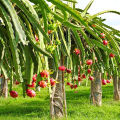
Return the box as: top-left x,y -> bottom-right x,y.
0,83 -> 120,120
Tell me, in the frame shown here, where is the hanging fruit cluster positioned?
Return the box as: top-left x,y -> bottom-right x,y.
9,70 -> 57,98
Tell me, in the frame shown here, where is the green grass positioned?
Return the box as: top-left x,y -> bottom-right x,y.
0,84 -> 120,120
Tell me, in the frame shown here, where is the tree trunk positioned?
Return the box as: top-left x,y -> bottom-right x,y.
50,70 -> 58,119
0,77 -> 8,98
49,57 -> 59,119
62,66 -> 67,118
90,71 -> 102,106
51,70 -> 64,118
50,53 -> 67,119
50,85 -> 56,119
49,56 -> 64,119
93,72 -> 102,106
118,77 -> 120,98
113,75 -> 120,100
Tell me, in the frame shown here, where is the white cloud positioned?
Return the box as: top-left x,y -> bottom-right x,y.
76,0 -> 120,30
76,0 -> 120,14
112,25 -> 120,31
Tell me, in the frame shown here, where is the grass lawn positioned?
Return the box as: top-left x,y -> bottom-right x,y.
0,83 -> 120,120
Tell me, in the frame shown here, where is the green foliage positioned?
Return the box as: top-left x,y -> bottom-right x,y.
24,46 -> 34,84
1,0 -> 27,45
0,5 -> 23,82
81,0 -> 94,17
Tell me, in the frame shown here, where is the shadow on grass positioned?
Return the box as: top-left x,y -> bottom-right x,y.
66,89 -> 90,100
66,85 -> 113,101
0,100 -> 50,119
102,86 -> 113,98
117,113 -> 120,118
102,85 -> 113,91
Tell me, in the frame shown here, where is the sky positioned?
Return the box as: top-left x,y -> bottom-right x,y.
76,0 -> 120,30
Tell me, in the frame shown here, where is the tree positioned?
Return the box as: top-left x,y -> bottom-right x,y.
0,0 -> 120,119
